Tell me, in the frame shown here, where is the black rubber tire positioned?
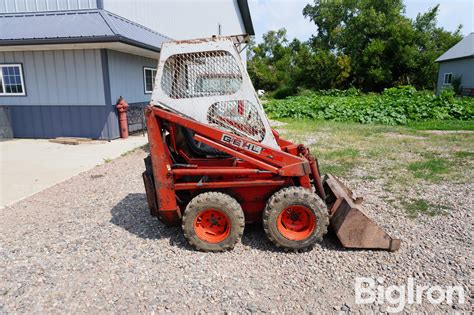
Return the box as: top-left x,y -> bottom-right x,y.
263,186 -> 329,250
182,192 -> 245,252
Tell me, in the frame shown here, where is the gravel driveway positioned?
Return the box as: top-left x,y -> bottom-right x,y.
0,149 -> 471,313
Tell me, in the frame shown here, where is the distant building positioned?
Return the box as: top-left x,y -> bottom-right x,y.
0,0 -> 254,139
435,33 -> 474,96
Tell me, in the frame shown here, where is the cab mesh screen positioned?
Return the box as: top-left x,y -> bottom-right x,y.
161,50 -> 242,99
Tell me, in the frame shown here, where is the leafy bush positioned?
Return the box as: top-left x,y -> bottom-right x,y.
272,85 -> 296,99
451,75 -> 463,96
264,86 -> 474,125
314,87 -> 362,97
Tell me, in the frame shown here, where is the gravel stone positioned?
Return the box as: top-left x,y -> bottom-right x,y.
0,150 -> 471,312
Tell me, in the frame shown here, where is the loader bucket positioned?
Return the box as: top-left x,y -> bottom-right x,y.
323,174 -> 401,251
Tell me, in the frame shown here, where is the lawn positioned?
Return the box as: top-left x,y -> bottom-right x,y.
273,119 -> 474,217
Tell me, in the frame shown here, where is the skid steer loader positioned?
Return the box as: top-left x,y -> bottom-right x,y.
142,35 -> 400,252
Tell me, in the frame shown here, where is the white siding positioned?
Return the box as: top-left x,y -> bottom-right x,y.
0,0 -> 97,13
103,0 -> 246,40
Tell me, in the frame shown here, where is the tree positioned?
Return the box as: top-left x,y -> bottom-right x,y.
410,5 -> 462,89
247,0 -> 463,94
247,29 -> 342,94
247,29 -> 292,92
303,0 -> 462,91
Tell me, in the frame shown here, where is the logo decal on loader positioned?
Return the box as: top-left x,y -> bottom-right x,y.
221,134 -> 263,154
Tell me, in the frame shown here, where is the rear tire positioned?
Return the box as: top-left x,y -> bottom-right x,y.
182,192 -> 245,252
263,186 -> 329,250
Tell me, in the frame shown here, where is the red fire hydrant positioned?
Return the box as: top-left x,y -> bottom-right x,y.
116,96 -> 129,139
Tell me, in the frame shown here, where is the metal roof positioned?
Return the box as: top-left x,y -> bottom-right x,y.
0,9 -> 172,52
435,33 -> 474,62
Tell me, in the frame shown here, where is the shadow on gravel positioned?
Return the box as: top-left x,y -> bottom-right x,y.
110,193 -> 190,249
111,193 -> 349,252
241,223 -> 347,253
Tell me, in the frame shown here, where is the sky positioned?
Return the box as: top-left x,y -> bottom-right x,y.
248,0 -> 474,42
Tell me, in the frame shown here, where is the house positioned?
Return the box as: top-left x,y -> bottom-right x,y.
435,32 -> 474,96
0,0 -> 255,139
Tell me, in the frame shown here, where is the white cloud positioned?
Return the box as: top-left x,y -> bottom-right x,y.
248,0 -> 473,43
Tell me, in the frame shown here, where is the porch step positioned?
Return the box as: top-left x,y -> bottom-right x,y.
49,137 -> 93,145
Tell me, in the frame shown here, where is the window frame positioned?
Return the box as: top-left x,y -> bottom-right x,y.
443,72 -> 453,85
0,63 -> 26,96
143,66 -> 157,94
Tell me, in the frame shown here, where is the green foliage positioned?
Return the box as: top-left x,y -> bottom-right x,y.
272,87 -> 293,99
247,29 -> 292,92
313,87 -> 362,97
451,75 -> 463,96
248,1 -> 463,93
264,87 -> 474,125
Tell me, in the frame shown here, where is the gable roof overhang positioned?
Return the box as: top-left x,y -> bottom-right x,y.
435,33 -> 474,63
0,42 -> 161,59
0,9 -> 171,57
236,0 -> 255,36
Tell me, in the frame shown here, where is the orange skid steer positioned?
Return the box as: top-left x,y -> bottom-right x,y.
141,35 -> 400,252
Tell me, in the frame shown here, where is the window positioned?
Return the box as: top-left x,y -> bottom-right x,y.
0,64 -> 26,96
196,75 -> 241,94
144,67 -> 157,94
161,50 -> 242,99
443,73 -> 453,85
207,100 -> 265,142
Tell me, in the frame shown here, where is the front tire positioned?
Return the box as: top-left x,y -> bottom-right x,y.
182,192 -> 245,252
263,187 -> 329,250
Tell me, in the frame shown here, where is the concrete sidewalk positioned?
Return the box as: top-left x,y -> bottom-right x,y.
0,135 -> 148,208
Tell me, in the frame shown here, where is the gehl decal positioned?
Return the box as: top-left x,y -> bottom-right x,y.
221,134 -> 263,154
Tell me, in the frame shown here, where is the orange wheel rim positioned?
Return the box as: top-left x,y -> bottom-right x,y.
194,209 -> 231,243
277,205 -> 316,241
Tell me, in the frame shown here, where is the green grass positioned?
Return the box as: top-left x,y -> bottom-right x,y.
454,151 -> 474,158
320,162 -> 357,176
319,148 -> 360,159
272,117 -> 473,215
408,120 -> 474,131
402,199 -> 450,218
316,148 -> 360,176
407,158 -> 451,182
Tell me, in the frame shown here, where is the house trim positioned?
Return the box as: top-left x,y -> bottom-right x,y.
236,0 -> 255,35
0,36 -> 162,54
100,49 -> 112,140
143,66 -> 157,94
443,72 -> 453,85
100,50 -> 112,106
435,55 -> 474,63
0,63 -> 27,97
0,42 -> 160,60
